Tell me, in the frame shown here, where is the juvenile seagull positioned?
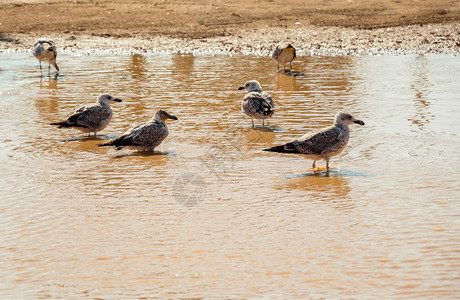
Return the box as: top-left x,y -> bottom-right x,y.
263,112 -> 365,171
272,44 -> 296,72
238,80 -> 275,128
98,110 -> 178,151
50,94 -> 122,136
33,38 -> 59,75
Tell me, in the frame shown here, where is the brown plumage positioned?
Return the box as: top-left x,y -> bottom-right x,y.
272,44 -> 296,72
98,110 -> 178,151
238,80 -> 275,128
264,112 -> 365,171
50,94 -> 122,136
33,38 -> 59,75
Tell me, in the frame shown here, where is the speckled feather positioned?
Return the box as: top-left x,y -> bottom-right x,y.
103,119 -> 169,150
33,38 -> 59,71
242,91 -> 275,120
291,124 -> 350,157
272,44 -> 296,65
50,94 -> 121,134
263,112 -> 365,170
65,104 -> 113,132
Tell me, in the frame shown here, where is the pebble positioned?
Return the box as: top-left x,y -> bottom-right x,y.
1,23 -> 458,56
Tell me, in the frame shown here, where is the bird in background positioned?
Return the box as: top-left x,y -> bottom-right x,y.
238,80 -> 275,128
263,112 -> 365,171
272,44 -> 296,73
33,38 -> 59,75
50,94 -> 122,137
98,110 -> 178,152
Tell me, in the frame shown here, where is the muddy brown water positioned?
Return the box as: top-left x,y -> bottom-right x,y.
0,52 -> 459,298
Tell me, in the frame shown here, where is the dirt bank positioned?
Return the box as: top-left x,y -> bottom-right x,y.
0,0 -> 459,54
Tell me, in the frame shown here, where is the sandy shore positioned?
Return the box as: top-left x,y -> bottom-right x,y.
0,0 -> 459,55
1,22 -> 459,56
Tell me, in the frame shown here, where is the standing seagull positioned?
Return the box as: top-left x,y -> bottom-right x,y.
98,110 -> 178,152
238,80 -> 275,128
263,112 -> 365,171
33,38 -> 59,75
50,94 -> 122,137
272,44 -> 296,72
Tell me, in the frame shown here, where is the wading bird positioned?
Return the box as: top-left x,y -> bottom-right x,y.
272,44 -> 296,72
33,38 -> 59,75
263,112 -> 364,171
238,80 -> 275,128
98,110 -> 178,152
50,94 -> 122,137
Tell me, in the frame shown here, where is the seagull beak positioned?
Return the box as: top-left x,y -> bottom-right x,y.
166,113 -> 178,120
113,98 -> 122,102
238,86 -> 245,90
354,119 -> 365,125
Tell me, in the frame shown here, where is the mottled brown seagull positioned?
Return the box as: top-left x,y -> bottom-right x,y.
272,44 -> 296,72
98,110 -> 178,152
50,94 -> 122,137
33,38 -> 59,75
264,112 -> 365,171
238,80 -> 275,128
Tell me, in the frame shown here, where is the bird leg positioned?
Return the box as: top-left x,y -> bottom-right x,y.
251,119 -> 254,128
48,63 -> 51,76
290,61 -> 293,71
262,119 -> 265,128
326,159 -> 330,172
39,62 -> 43,75
277,63 -> 280,72
312,160 -> 316,168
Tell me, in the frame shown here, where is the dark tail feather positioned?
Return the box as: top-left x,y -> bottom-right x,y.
50,121 -> 68,128
263,106 -> 274,116
263,142 -> 300,153
50,121 -> 85,128
98,142 -> 113,147
98,141 -> 123,150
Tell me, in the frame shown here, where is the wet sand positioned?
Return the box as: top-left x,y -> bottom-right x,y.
0,0 -> 459,55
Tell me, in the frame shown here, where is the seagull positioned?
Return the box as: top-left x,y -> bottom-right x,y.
33,38 -> 59,75
98,110 -> 178,151
238,80 -> 275,128
50,94 -> 122,136
263,112 -> 365,171
272,44 -> 296,72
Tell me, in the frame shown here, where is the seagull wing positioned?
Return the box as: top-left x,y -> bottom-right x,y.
112,121 -> 168,148
67,105 -> 111,128
293,126 -> 345,155
243,92 -> 275,116
261,92 -> 275,109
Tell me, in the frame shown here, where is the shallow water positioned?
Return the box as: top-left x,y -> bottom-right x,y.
0,52 -> 459,298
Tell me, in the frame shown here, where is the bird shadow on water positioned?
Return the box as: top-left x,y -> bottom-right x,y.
111,150 -> 179,159
248,124 -> 283,133
61,134 -> 118,142
284,168 -> 376,178
278,70 -> 307,77
40,72 -> 61,80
